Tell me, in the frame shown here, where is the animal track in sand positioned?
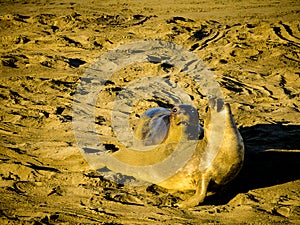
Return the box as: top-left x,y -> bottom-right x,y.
272,22 -> 300,47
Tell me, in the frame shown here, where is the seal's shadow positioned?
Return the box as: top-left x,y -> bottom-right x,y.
206,124 -> 300,205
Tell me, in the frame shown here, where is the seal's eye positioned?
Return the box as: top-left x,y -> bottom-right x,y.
172,107 -> 178,113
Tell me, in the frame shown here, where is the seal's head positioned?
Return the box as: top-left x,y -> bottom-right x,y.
170,104 -> 204,141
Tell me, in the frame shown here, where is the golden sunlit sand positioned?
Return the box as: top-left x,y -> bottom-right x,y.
1,0 -> 299,224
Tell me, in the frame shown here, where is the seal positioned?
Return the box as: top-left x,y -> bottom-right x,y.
157,100 -> 245,208
111,101 -> 244,208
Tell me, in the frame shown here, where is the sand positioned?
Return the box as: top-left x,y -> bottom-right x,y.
1,0 -> 300,224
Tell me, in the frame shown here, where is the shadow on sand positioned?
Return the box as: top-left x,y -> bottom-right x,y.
207,123 -> 300,204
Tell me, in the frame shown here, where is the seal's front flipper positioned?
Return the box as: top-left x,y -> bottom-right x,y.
175,172 -> 211,208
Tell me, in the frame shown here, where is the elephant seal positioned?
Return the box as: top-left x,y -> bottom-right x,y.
157,100 -> 245,208
111,101 -> 244,208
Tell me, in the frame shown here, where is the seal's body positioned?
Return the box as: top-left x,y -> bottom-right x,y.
133,102 -> 244,208
159,103 -> 244,208
111,101 -> 244,208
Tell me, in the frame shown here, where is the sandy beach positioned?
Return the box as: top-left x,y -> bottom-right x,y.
1,0 -> 300,224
